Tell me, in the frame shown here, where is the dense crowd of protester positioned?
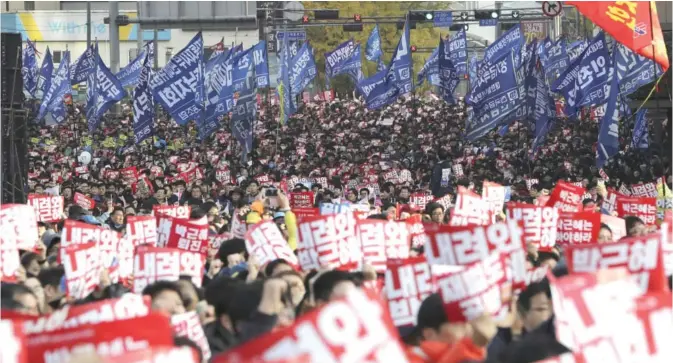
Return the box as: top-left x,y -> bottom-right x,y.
1,95 -> 672,363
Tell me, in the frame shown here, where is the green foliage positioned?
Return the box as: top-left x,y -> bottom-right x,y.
302,1 -> 452,94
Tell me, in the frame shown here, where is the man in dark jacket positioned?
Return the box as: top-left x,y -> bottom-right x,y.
430,150 -> 453,198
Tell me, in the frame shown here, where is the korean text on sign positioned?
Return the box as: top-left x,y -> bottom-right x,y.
172,312 -> 212,361
27,194 -> 64,222
384,256 -> 436,327
153,205 -> 191,219
0,204 -> 39,251
556,211 -> 601,246
245,221 -> 299,267
126,215 -> 158,247
61,242 -> 101,299
166,218 -> 209,255
506,203 -> 559,252
450,187 -> 491,226
355,219 -> 410,273
546,180 -> 586,212
297,212 -> 360,271
133,246 -> 205,294
616,196 -> 657,225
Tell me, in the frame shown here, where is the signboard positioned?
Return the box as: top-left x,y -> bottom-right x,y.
479,19 -> 498,27
522,21 -> 548,42
542,1 -> 563,17
276,30 -> 306,40
4,11 -> 171,42
433,11 -> 453,27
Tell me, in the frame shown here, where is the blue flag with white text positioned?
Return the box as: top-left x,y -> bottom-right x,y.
596,53 -> 621,168
567,40 -> 588,63
632,109 -> 649,149
37,47 -> 53,100
86,51 -> 126,132
387,20 -> 413,95
438,37 -> 460,104
468,55 -> 479,89
325,39 -> 360,81
150,32 -> 204,126
290,41 -> 317,98
36,50 -> 71,124
70,44 -> 97,85
447,30 -> 468,76
117,42 -> 153,88
614,43 -> 663,97
365,25 -> 383,61
252,41 -> 270,88
133,51 -> 154,144
22,39 -> 38,98
278,32 -> 296,124
541,37 -> 569,81
572,32 -> 613,108
377,58 -> 387,72
356,69 -> 399,110
483,24 -> 524,68
417,46 -> 439,86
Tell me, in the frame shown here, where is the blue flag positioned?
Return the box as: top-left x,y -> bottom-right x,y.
202,49 -> 234,139
231,117 -> 253,162
356,69 -> 399,110
537,37 -> 553,65
252,41 -> 270,88
417,46 -> 439,86
572,32 -> 613,108
377,58 -> 387,72
36,47 -> 53,100
447,30 -> 468,76
614,43 -> 663,97
278,32 -> 296,124
36,50 -> 71,124
483,24 -> 524,68
133,51 -> 154,144
86,50 -> 126,132
70,44 -> 97,85
387,20 -> 413,95
530,55 -> 556,157
209,38 -> 225,61
468,55 -> 479,89
117,42 -> 153,88
150,32 -> 204,126
325,39 -> 362,82
465,51 -> 520,141
632,109 -> 649,149
541,37 -> 569,81
290,41 -> 317,98
22,39 -> 39,98
567,40 -> 588,63
438,37 -> 460,104
596,52 -> 621,168
365,25 -> 383,61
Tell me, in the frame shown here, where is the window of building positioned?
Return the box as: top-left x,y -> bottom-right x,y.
52,50 -> 62,64
24,1 -> 35,10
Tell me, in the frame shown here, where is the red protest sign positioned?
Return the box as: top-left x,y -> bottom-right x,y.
60,242 -> 101,299
435,253 -> 510,322
180,167 -> 202,184
405,215 -> 428,249
73,192 -> 95,210
630,182 -> 658,198
215,168 -> 231,184
602,188 -> 626,215
423,220 -> 527,287
245,221 -> 299,268
289,192 -> 315,208
296,213 -> 359,271
565,233 -> 667,293
133,246 -> 205,294
104,169 -> 120,180
132,175 -> 155,196
0,204 -> 39,251
120,166 -> 139,182
153,205 -> 191,219
482,181 -> 506,221
62,219 -> 121,258
506,203 -> 559,252
126,215 -> 158,247
546,180 -> 585,212
27,194 -> 64,222
21,293 -> 151,335
384,256 -> 436,327
26,313 -> 174,363
556,211 -> 601,246
171,312 -> 212,361
165,218 -> 209,255
449,187 -> 491,226
291,207 -> 320,221
0,320 -> 27,363
108,347 -> 200,363
616,196 -> 658,226
1,233 -> 21,282
409,192 -> 433,211
355,219 -> 410,273
214,289 -> 406,363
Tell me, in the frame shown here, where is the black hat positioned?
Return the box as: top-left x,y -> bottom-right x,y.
415,293 -> 448,331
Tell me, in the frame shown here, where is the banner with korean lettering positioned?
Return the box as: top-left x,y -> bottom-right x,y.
447,29 -> 468,76
171,312 -> 212,362
576,32 -> 613,108
1,204 -> 39,251
449,187 -> 491,226
23,39 -> 39,98
296,212 -> 360,271
546,180 -> 586,212
567,40 -> 587,63
482,24 -> 524,68
384,256 -> 437,327
164,218 -> 209,255
85,49 -> 126,132
150,32 -> 204,126
245,221 -> 298,267
540,37 -> 569,81
252,40 -> 270,88
632,109 -> 649,149
290,41 -> 318,98
596,62 -> 621,168
213,289 -> 406,363
70,44 -> 97,85
325,39 -> 362,82
289,192 -> 314,208
0,232 -> 21,281
482,181 -> 506,221
126,215 -> 157,247
365,24 -> 383,62
387,20 -> 413,95
133,246 -> 205,293
423,220 -> 527,288
35,50 -> 70,124
36,47 -> 53,100
117,42 -> 153,88
73,192 -> 95,210
153,205 -> 191,219
27,194 -> 64,222
25,313 -> 174,363
60,242 -> 101,299
435,253 -> 510,322
417,46 -> 439,86
615,43 -> 663,97
355,219 -> 410,273
565,233 -> 667,293
616,196 -> 657,226
556,211 -> 601,246
438,37 -> 460,105
356,68 -> 400,110
133,48 -> 154,145
61,220 -> 122,268
506,203 -> 559,252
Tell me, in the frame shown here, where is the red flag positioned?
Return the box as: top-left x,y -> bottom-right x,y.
567,1 -> 669,72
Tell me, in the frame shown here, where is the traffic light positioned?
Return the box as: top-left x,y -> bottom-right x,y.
353,14 -> 362,22
409,11 -> 433,22
302,15 -> 310,24
474,10 -> 500,19
314,10 -> 339,20
343,23 -> 363,32
411,45 -> 417,52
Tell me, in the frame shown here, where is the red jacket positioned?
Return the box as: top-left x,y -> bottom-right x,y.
405,338 -> 486,363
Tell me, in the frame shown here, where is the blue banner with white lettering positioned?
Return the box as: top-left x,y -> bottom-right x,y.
541,37 -> 569,81
483,24 -> 523,68
365,24 -> 383,62
22,39 -> 38,98
377,58 -> 387,72
231,117 -> 253,162
290,41 -> 317,98
417,46 -> 439,85
387,20 -> 413,95
252,40 -> 269,88
531,54 -> 556,157
86,51 -> 126,132
567,40 -> 588,63
465,51 -> 520,141
438,38 -> 460,104
537,37 -> 552,65
231,57 -> 256,162
572,32 -> 612,108
70,44 -> 97,85
278,32 -> 296,124
614,43 -> 662,97
356,69 -> 399,110
632,109 -> 649,149
36,51 -> 71,124
447,30 -> 468,76
325,39 -> 356,78
117,42 -> 153,88
596,54 -> 620,168
150,32 -> 204,126
133,51 -> 154,144
37,47 -> 53,100
469,55 -> 479,89
202,49 -> 234,139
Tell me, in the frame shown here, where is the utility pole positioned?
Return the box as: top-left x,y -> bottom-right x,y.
109,1 -> 120,74
136,1 -> 143,54
86,2 -> 91,48
153,28 -> 159,69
